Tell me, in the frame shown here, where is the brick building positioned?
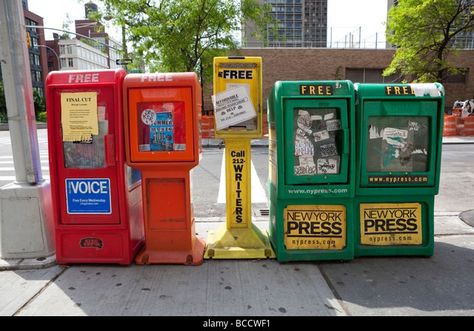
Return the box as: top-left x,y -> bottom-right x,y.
203,48 -> 474,113
23,2 -> 48,96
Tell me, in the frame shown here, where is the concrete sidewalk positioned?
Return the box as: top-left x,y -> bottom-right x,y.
1,213 -> 473,316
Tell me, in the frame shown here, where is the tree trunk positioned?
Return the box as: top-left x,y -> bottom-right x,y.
200,60 -> 205,115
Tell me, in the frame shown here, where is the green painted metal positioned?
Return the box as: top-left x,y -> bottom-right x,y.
267,80 -> 356,261
354,83 -> 444,257
355,83 -> 445,196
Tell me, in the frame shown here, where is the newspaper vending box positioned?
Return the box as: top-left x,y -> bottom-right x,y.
267,80 -> 356,261
123,72 -> 205,265
46,69 -> 144,265
355,83 -> 445,256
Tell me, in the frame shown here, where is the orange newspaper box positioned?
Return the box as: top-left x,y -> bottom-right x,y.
123,72 -> 205,265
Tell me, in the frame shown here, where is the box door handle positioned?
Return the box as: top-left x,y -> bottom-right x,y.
342,128 -> 349,155
104,134 -> 115,166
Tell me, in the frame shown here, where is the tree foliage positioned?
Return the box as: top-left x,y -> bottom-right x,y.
0,82 -> 46,123
93,0 -> 272,83
385,0 -> 474,82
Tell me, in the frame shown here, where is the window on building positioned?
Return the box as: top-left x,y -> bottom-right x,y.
59,45 -> 65,55
68,58 -> 74,67
60,58 -> 66,68
445,68 -> 468,83
33,87 -> 43,97
34,54 -> 40,66
346,68 -> 403,83
346,68 -> 368,82
30,70 -> 42,83
369,69 -> 383,82
67,45 -> 73,54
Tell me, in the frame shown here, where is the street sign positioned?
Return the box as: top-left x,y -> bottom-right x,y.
116,58 -> 132,65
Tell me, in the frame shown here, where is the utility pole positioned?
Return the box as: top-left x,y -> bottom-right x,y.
0,0 -> 54,261
121,24 -> 128,71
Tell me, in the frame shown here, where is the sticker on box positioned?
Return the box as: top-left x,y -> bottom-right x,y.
383,127 -> 408,140
369,125 -> 383,139
313,130 -> 330,142
141,109 -> 156,125
326,119 -> 341,131
319,143 -> 338,157
317,158 -> 339,174
310,115 -> 323,121
150,111 -> 174,151
324,113 -> 335,121
212,86 -> 257,130
408,121 -> 420,131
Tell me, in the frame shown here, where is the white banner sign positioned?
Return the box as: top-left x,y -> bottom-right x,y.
212,86 -> 257,131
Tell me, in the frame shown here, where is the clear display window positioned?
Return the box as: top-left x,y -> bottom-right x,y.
366,116 -> 429,172
293,108 -> 342,176
63,105 -> 107,169
137,102 -> 186,152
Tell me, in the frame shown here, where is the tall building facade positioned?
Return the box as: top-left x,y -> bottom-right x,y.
45,2 -> 122,72
23,0 -> 48,96
75,3 -> 121,69
57,38 -> 112,70
75,19 -> 121,69
242,0 -> 327,48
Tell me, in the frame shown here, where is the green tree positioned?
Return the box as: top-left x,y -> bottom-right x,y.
384,0 -> 474,82
93,0 -> 272,86
33,90 -> 46,122
60,14 -> 73,39
0,82 -> 46,122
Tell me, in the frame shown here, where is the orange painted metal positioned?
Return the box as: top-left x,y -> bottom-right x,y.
123,72 -> 205,265
443,115 -> 456,136
462,116 -> 474,136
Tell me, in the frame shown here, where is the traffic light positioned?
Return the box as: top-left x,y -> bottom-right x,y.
26,31 -> 31,48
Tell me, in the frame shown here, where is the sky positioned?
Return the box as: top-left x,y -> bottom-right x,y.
27,0 -> 388,48
28,0 -> 122,41
327,0 -> 388,48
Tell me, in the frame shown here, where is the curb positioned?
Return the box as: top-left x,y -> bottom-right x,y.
201,138 -> 270,148
0,254 -> 56,271
442,137 -> 474,144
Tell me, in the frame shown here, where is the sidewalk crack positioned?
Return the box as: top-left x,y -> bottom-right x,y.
12,266 -> 69,316
317,265 -> 352,316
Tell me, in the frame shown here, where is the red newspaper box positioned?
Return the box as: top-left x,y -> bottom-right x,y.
123,72 -> 205,265
46,69 -> 144,265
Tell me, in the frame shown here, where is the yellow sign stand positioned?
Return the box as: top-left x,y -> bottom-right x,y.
205,138 -> 274,259
205,56 -> 274,259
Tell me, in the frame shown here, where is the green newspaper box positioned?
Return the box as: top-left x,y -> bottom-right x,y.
355,83 -> 445,257
268,80 -> 356,261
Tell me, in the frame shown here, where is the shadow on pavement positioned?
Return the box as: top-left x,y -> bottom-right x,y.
319,237 -> 474,315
